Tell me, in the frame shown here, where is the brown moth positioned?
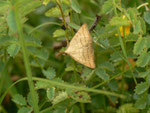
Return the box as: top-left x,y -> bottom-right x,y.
65,24 -> 95,69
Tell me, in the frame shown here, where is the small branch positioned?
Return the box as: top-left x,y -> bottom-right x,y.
89,15 -> 101,32
56,0 -> 69,45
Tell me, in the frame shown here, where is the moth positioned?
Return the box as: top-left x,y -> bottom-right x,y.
65,24 -> 95,69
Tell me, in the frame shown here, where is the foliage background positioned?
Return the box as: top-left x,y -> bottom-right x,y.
0,0 -> 150,113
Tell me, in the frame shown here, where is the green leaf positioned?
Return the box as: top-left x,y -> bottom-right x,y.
7,44 -> 20,57
18,107 -> 32,113
7,10 -> 17,33
70,0 -> 81,13
108,80 -> 119,91
95,68 -> 109,81
68,22 -> 80,30
53,29 -> 66,38
43,0 -> 51,5
27,92 -> 39,107
0,36 -> 17,46
45,7 -> 60,17
133,20 -> 141,34
42,67 -> 56,80
0,1 -> 10,14
68,90 -> 91,103
25,35 -> 41,47
135,82 -> 149,95
139,17 -> 146,34
70,105 -> 80,113
28,47 -> 49,60
137,71 -> 150,78
117,103 -> 139,113
12,94 -> 26,106
99,62 -> 114,71
136,51 -> 150,67
35,81 -> 52,89
145,37 -> 150,48
144,10 -> 150,24
135,96 -> 146,109
133,37 -> 145,55
110,16 -> 130,26
52,92 -> 68,105
102,0 -> 113,14
19,1 -> 42,17
53,106 -> 67,113
47,87 -> 55,101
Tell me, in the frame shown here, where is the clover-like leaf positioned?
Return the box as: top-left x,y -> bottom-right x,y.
12,94 -> 26,106
135,82 -> 149,95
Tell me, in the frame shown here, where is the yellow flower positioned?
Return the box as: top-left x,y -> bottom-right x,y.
115,15 -> 131,38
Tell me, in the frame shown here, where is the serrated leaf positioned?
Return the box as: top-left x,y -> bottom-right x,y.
35,81 -> 52,89
133,20 -> 141,34
25,35 -> 42,47
145,37 -> 150,48
53,106 -> 67,113
18,107 -> 32,113
137,71 -> 150,78
19,1 -> 42,17
70,0 -> 81,13
139,17 -> 146,34
7,44 -> 20,57
102,0 -> 113,14
144,10 -> 150,24
68,22 -> 80,30
28,47 -> 49,60
47,87 -> 55,101
12,94 -> 26,106
135,96 -> 146,109
135,82 -> 149,95
68,90 -> 91,103
127,8 -> 139,23
7,10 -> 17,33
108,80 -> 119,91
43,0 -> 51,5
0,36 -> 17,46
110,16 -> 130,26
42,67 -> 56,79
70,105 -> 80,113
117,103 -> 139,113
45,6 -> 70,17
53,29 -> 65,38
136,51 -> 150,67
27,92 -> 39,107
133,37 -> 145,55
99,62 -> 114,71
52,92 -> 68,105
95,68 -> 109,81
0,1 -> 10,14
45,7 -> 60,17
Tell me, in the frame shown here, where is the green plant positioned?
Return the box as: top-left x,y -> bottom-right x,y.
0,0 -> 150,113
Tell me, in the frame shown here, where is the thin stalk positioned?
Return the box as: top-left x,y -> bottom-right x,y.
80,103 -> 85,113
113,1 -> 137,85
93,71 -> 124,89
72,59 -> 78,82
117,29 -> 137,85
29,22 -> 61,34
56,0 -> 69,45
12,2 -> 39,113
0,77 -> 125,105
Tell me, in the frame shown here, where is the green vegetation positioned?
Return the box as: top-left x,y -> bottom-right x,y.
0,0 -> 150,113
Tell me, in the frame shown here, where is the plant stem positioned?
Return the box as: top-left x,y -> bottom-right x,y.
56,0 -> 69,45
80,103 -> 85,113
12,2 -> 39,113
0,77 -> 126,105
113,0 -> 137,85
